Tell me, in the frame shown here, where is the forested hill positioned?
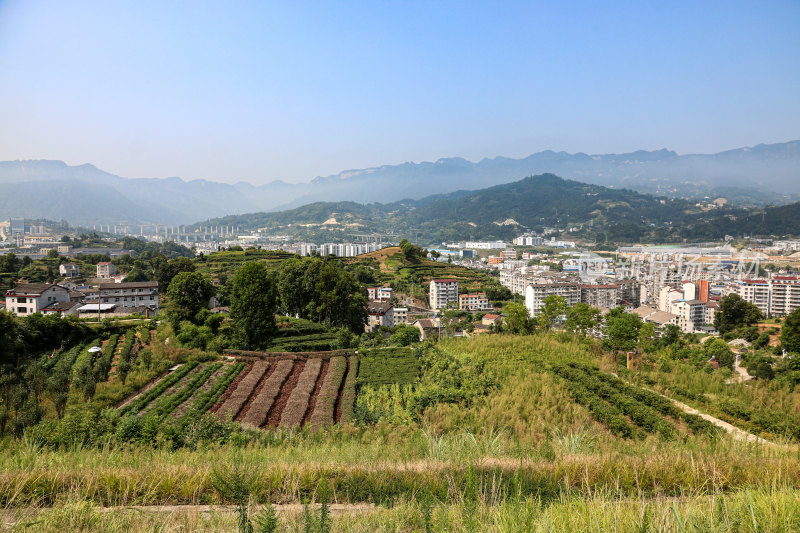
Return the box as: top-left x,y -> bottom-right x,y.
195,174 -> 800,245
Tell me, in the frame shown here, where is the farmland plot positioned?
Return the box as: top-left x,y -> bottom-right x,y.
238,359 -> 294,428
116,351 -> 360,430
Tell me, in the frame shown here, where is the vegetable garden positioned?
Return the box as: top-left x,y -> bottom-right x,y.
117,352 -> 360,429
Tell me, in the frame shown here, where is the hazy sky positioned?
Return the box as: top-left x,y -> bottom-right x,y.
1,1 -> 798,185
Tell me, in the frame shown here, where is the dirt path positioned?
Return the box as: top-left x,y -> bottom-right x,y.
727,355 -> 753,384
668,397 -> 772,445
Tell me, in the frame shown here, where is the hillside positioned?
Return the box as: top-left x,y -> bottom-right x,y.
197,173 -> 800,244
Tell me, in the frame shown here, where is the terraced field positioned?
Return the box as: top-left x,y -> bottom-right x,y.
119,353 -> 359,429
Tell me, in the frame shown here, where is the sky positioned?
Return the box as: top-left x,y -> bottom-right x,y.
0,1 -> 798,185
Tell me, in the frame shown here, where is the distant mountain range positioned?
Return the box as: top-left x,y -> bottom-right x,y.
1,141 -> 798,225
196,174 -> 800,245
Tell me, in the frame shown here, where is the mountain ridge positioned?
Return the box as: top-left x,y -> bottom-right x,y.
1,141 -> 798,225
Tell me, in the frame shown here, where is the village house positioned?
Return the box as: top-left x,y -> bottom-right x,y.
4,283 -> 71,316
58,263 -> 80,278
99,281 -> 159,311
365,300 -> 394,332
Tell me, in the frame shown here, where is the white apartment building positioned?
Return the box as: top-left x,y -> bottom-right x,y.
513,234 -> 544,246
5,283 -> 70,316
96,262 -> 118,279
525,282 -> 581,317
429,279 -> 459,310
99,281 -> 159,310
672,299 -> 707,333
736,277 -> 800,316
367,287 -> 393,301
392,307 -> 409,325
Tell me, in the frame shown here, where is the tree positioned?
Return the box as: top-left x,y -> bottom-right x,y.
536,295 -> 568,330
604,307 -> 642,352
46,248 -> 59,259
47,371 -> 70,419
638,322 -> 657,353
164,272 -> 215,331
660,324 -> 682,347
503,302 -> 533,334
390,324 -> 421,346
714,294 -> 764,334
704,338 -> 734,370
781,308 -> 800,354
565,302 -> 601,336
156,257 -> 196,292
230,261 -> 278,350
0,311 -> 20,366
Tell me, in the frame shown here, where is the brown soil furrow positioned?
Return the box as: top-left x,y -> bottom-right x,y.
215,361 -> 269,420
279,358 -> 323,428
236,361 -> 281,423
301,358 -> 329,426
170,365 -> 229,420
308,356 -> 347,429
264,360 -> 306,428
240,359 -> 295,428
210,362 -> 253,413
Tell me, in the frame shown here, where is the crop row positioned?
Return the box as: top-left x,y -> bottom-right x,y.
180,362 -> 247,424
280,359 -> 323,427
216,362 -> 269,419
94,334 -> 119,382
568,362 -> 680,418
357,348 -> 419,387
147,363 -> 223,420
239,359 -> 294,427
308,357 -> 347,428
71,339 -> 101,379
551,365 -> 635,438
339,356 -> 359,424
118,334 -> 137,365
119,361 -> 199,415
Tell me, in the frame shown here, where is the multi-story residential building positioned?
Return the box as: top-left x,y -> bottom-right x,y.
366,301 -> 394,332
459,293 -> 491,311
768,277 -> 800,316
736,277 -> 800,316
500,249 -> 517,260
429,279 -> 459,310
96,262 -> 117,279
99,281 -> 159,310
580,284 -> 619,309
513,234 -> 543,246
392,307 -> 408,325
367,287 -> 393,301
59,263 -> 80,278
672,299 -> 707,333
525,282 -> 581,317
5,283 -> 70,316
617,279 -> 641,307
487,256 -> 502,266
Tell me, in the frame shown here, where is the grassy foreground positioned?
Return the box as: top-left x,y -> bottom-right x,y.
3,335 -> 800,531
4,488 -> 799,532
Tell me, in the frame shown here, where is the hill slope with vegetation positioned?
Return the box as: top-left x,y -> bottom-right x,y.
194,174 -> 800,245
